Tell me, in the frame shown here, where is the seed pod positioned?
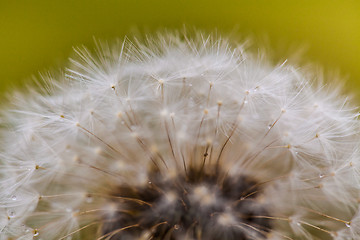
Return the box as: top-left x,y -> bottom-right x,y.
1,33 -> 359,240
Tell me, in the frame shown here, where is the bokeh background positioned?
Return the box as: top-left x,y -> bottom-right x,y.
1,0 -> 360,97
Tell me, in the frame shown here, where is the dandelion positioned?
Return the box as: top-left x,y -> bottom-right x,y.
1,33 -> 360,240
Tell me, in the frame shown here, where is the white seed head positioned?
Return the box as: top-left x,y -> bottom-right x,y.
1,33 -> 360,240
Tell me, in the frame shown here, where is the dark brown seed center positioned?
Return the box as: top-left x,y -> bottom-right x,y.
101,168 -> 271,240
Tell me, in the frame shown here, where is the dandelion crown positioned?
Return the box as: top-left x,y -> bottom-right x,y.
1,33 -> 360,240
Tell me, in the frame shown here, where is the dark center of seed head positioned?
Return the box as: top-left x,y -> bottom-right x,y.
101,168 -> 271,240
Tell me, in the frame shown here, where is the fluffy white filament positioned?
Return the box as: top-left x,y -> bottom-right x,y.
0,33 -> 360,240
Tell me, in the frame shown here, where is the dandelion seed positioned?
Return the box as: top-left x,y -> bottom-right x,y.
1,33 -> 360,240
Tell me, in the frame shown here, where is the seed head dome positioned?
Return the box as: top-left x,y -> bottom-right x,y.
1,33 -> 360,240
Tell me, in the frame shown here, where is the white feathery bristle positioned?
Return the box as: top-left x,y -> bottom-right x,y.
1,33 -> 360,240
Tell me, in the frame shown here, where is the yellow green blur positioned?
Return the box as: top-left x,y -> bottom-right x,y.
1,1 -> 359,96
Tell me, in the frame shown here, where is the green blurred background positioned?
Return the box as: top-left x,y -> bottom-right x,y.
1,0 -> 360,96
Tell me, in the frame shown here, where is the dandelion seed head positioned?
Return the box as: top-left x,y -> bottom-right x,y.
1,32 -> 360,239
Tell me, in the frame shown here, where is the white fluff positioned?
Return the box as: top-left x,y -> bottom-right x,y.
1,33 -> 360,239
